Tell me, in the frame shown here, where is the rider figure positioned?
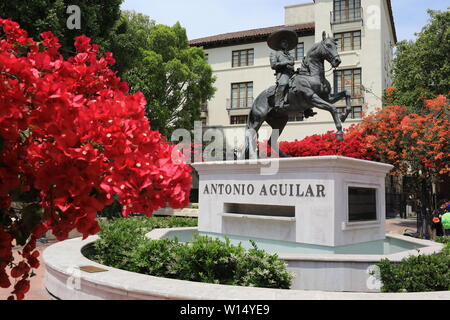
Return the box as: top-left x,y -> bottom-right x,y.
267,29 -> 317,119
267,29 -> 298,110
270,39 -> 295,109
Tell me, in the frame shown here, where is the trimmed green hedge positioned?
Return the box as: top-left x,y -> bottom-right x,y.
377,237 -> 450,292
91,217 -> 294,289
92,216 -> 198,271
436,237 -> 450,255
435,236 -> 450,244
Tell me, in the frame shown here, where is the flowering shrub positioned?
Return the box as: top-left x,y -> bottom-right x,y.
276,126 -> 374,160
359,96 -> 449,237
383,87 -> 397,106
360,96 -> 449,178
0,19 -> 192,299
275,96 -> 448,179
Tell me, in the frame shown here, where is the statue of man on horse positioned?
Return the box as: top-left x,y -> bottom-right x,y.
243,29 -> 353,159
269,32 -> 295,110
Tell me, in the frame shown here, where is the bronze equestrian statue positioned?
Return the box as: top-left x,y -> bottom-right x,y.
244,29 -> 353,159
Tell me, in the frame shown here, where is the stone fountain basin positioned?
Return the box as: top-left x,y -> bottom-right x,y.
42,232 -> 446,300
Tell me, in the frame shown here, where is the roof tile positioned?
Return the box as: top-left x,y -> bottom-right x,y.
189,22 -> 315,48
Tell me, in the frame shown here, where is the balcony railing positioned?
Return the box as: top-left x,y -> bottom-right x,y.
330,7 -> 363,25
226,97 -> 254,110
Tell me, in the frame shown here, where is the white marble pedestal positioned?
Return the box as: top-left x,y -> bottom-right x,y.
192,156 -> 393,247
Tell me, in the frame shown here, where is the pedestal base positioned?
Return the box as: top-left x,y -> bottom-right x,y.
192,156 -> 393,247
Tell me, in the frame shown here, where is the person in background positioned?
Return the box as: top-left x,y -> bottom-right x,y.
431,210 -> 444,237
437,199 -> 450,236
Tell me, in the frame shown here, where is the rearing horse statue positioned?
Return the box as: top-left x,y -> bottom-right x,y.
244,30 -> 353,159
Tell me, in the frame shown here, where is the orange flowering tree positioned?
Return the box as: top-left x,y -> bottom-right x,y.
360,95 -> 450,236
276,95 -> 448,238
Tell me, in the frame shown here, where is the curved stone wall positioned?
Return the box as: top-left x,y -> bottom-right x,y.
43,236 -> 449,300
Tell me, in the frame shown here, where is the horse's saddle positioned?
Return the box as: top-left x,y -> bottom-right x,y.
267,76 -> 317,119
267,79 -> 293,102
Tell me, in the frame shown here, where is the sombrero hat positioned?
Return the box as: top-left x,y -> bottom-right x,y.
267,29 -> 298,51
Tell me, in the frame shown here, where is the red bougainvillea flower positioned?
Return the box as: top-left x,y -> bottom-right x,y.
0,19 -> 192,299
11,279 -> 30,300
274,125 -> 374,160
10,262 -> 30,279
0,266 -> 11,289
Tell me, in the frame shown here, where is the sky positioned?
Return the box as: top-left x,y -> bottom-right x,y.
121,0 -> 449,41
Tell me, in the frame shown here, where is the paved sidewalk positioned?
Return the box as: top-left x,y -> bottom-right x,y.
0,240 -> 55,300
0,218 -> 420,300
385,217 -> 417,235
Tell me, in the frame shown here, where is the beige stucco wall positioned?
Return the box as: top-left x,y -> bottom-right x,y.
202,0 -> 395,145
380,0 -> 396,90
285,2 -> 315,25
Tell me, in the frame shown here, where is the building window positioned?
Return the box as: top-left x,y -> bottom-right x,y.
332,0 -> 362,24
230,115 -> 248,125
334,31 -> 361,51
334,68 -> 362,98
337,106 -> 362,119
289,43 -> 304,61
230,82 -> 253,108
232,49 -> 254,67
353,106 -> 362,119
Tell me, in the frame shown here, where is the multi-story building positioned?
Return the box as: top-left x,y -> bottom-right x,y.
190,0 -> 397,149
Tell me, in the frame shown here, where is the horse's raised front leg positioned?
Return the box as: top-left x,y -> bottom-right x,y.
328,90 -> 352,123
310,93 -> 344,141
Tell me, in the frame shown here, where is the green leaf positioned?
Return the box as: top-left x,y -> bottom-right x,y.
390,9 -> 450,112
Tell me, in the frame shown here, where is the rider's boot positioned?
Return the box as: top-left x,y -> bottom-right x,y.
304,108 -> 317,118
274,85 -> 286,109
